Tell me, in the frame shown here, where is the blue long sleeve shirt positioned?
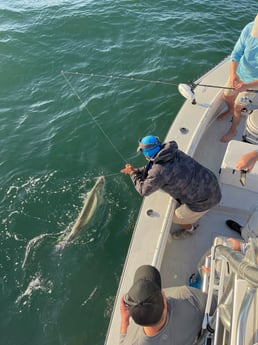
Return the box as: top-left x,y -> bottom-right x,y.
231,21 -> 258,82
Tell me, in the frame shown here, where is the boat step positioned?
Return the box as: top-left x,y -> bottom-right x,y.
219,183 -> 257,215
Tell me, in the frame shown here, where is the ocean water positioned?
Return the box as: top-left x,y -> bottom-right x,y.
0,1 -> 257,344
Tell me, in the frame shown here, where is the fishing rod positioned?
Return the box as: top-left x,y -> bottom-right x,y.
178,82 -> 258,105
191,80 -> 258,92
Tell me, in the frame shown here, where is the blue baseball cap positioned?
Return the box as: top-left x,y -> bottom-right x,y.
137,135 -> 161,159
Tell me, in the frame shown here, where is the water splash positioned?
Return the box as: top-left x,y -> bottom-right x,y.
21,232 -> 64,269
16,275 -> 52,305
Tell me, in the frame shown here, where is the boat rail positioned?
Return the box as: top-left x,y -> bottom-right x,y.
198,237 -> 258,345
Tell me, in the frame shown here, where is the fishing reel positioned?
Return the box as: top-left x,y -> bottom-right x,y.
178,82 -> 197,105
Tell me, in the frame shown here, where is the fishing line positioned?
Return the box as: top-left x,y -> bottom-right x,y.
99,172 -> 121,178
63,70 -> 251,93
63,70 -> 177,86
61,70 -> 127,164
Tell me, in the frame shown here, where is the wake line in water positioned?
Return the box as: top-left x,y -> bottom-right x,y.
82,286 -> 98,306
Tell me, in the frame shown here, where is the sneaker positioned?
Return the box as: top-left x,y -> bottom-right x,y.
225,220 -> 242,234
171,225 -> 197,240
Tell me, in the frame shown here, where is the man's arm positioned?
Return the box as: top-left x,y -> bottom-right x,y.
236,150 -> 258,172
130,169 -> 162,196
228,60 -> 240,87
120,296 -> 130,335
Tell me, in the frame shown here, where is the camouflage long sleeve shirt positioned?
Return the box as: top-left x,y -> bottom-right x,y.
130,141 -> 221,212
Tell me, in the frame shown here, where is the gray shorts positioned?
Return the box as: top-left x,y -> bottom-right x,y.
224,78 -> 258,115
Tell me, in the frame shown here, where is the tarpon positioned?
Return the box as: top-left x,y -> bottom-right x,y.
67,175 -> 105,240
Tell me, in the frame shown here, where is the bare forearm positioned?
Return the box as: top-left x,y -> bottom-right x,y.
230,60 -> 238,77
236,150 -> 258,171
119,296 -> 130,336
120,320 -> 129,334
244,79 -> 258,89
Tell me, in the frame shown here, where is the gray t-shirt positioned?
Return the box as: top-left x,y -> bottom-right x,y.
120,286 -> 207,345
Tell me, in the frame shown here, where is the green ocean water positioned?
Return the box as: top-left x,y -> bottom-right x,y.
0,1 -> 257,344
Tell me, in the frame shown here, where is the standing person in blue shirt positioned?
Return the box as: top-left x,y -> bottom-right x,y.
121,135 -> 222,239
218,14 -> 258,143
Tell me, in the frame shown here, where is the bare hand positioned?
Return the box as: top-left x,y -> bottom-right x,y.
234,81 -> 247,92
229,74 -> 240,89
236,150 -> 258,172
120,164 -> 136,175
120,296 -> 130,334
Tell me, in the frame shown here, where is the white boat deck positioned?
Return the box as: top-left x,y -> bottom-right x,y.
160,60 -> 257,288
104,56 -> 258,345
160,117 -> 252,288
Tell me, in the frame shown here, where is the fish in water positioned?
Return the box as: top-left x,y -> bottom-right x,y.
67,175 -> 105,241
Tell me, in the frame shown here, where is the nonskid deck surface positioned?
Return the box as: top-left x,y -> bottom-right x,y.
193,110 -> 246,176
160,207 -> 243,288
160,114 -> 251,289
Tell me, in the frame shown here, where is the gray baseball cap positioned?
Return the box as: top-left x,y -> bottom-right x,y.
124,265 -> 164,326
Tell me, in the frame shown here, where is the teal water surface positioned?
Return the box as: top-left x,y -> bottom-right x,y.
0,1 -> 257,344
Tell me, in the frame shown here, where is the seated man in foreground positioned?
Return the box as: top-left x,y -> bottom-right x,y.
119,265 -> 207,345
